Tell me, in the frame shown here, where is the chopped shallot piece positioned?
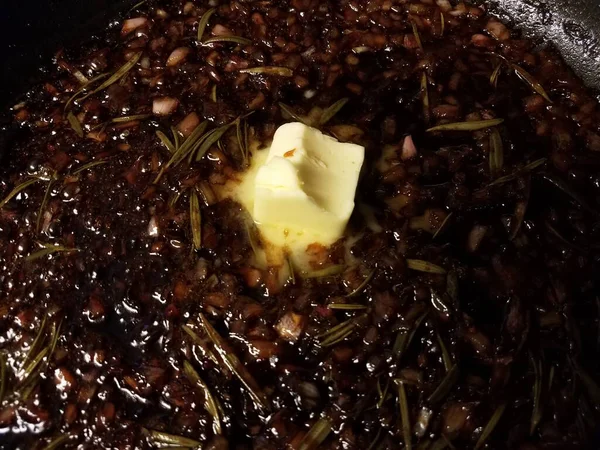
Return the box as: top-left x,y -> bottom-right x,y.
275,312 -> 306,342
147,216 -> 159,237
436,0 -> 452,11
443,403 -> 471,434
486,20 -> 510,41
211,24 -> 233,37
176,112 -> 200,137
86,131 -> 107,142
121,18 -> 148,36
152,97 -> 179,116
471,34 -> 493,47
401,135 -> 417,160
467,225 -> 487,252
166,47 -> 191,67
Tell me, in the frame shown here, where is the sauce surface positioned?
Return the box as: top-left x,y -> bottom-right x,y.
1,0 -> 600,449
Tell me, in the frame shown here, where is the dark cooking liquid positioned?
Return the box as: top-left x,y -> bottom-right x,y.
1,0 -> 600,449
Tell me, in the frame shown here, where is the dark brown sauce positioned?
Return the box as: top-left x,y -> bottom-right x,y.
1,0 -> 599,449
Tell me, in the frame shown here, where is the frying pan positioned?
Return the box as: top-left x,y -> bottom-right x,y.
0,0 -> 599,111
0,0 -> 598,447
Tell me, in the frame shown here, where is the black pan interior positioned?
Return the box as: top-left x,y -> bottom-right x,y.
489,0 -> 600,92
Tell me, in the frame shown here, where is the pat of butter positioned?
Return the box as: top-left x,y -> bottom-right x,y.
253,122 -> 365,244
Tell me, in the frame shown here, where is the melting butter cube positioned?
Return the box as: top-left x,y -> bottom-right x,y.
254,122 -> 365,244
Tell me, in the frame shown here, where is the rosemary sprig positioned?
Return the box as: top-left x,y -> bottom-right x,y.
169,188 -> 185,208
411,20 -> 423,51
319,98 -> 349,126
19,318 -> 62,398
20,346 -> 49,386
182,360 -> 222,435
427,118 -> 504,132
171,126 -> 182,150
487,158 -> 546,187
204,36 -> 252,46
71,159 -> 110,176
346,269 -> 376,297
127,0 -> 147,14
319,320 -> 356,347
317,314 -> 366,347
474,402 -> 507,450
36,172 -> 56,233
64,72 -> 110,111
66,111 -> 84,137
19,318 -> 60,400
490,63 -> 503,87
181,324 -> 219,366
111,113 -> 151,123
21,316 -> 47,372
427,364 -> 459,404
512,63 -> 552,103
327,303 -> 368,310
153,121 -> 208,183
287,257 -> 296,285
190,190 -> 202,250
198,314 -> 270,411
240,66 -> 294,77
421,72 -> 430,123
510,197 -> 529,240
243,119 -> 249,162
545,221 -> 586,253
437,333 -> 453,372
0,177 -> 42,209
367,427 -> 384,450
144,429 -> 201,448
301,265 -> 344,279
48,319 -> 62,361
197,7 -> 216,42
398,382 -> 412,450
18,321 -> 62,400
393,310 -> 428,361
194,122 -> 234,162
446,270 -> 458,304
40,434 -> 72,450
236,118 -> 247,164
245,222 -> 261,259
77,52 -> 142,103
0,353 -> 7,404
25,244 -> 78,262
298,417 -> 332,450
541,173 -> 598,216
378,311 -> 428,408
489,128 -> 504,178
432,212 -> 453,240
156,130 -> 177,154
279,103 -> 308,125
530,355 -> 543,435
406,259 -> 446,274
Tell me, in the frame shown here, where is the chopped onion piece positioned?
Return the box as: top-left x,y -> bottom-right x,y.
167,47 -> 191,67
401,135 -> 417,160
121,17 -> 148,36
152,97 -> 179,116
211,24 -> 233,37
176,112 -> 200,137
